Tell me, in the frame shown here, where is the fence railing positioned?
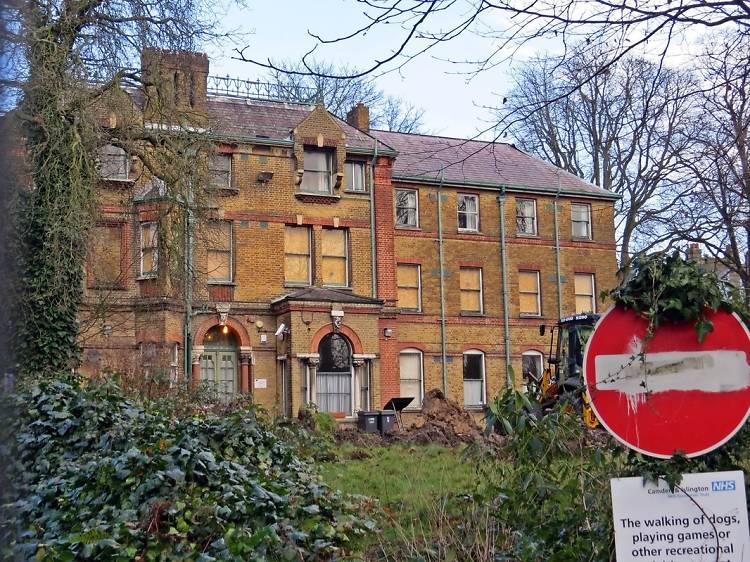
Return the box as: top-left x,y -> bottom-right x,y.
206,75 -> 319,103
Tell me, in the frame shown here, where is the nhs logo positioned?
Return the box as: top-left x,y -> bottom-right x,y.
712,480 -> 736,492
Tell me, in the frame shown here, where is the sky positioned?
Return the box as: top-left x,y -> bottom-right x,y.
206,1 -> 520,140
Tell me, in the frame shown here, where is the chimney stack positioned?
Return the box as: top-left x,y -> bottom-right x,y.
687,243 -> 702,262
346,103 -> 370,133
141,48 -> 209,125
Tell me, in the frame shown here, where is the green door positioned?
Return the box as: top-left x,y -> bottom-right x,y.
201,325 -> 238,401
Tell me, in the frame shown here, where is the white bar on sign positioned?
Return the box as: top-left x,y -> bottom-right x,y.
594,350 -> 750,395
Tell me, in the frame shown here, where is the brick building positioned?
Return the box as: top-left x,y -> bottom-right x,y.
81,50 -> 619,418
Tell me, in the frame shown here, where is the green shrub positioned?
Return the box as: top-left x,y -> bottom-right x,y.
0,378 -> 374,561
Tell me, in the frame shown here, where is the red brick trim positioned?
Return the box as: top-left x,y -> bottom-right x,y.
396,258 -> 422,265
309,324 -> 364,354
458,261 -> 483,268
294,193 -> 341,205
217,143 -> 236,154
194,316 -> 251,347
573,268 -> 597,275
518,345 -> 546,354
517,263 -> 542,271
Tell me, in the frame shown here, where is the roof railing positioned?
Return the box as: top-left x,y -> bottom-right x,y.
207,75 -> 319,103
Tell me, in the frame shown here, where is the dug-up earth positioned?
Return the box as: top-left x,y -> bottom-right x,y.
337,389 -> 503,448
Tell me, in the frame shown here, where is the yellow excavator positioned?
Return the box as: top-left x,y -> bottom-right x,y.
535,313 -> 600,429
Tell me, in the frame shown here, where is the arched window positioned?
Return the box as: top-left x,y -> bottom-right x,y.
317,333 -> 352,414
463,349 -> 485,407
399,348 -> 423,410
521,350 -> 544,394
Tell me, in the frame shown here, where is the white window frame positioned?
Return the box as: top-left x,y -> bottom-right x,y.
519,270 -> 541,317
571,203 -> 592,240
321,228 -> 349,288
345,160 -> 367,192
463,349 -> 486,407
399,349 -> 424,410
521,350 -> 544,394
397,263 -> 422,312
395,189 -> 419,228
516,198 -> 538,236
208,153 -> 232,190
574,273 -> 597,313
98,145 -> 130,181
301,149 -> 333,194
139,222 -> 158,278
460,267 -> 484,315
457,193 -> 479,232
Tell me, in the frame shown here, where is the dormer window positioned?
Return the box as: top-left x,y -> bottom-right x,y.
98,145 -> 130,181
301,149 -> 333,193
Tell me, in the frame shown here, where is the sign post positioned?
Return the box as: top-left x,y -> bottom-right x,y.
584,305 -> 750,458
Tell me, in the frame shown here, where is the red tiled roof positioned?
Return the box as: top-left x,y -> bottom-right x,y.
207,97 -> 384,151
370,129 -> 617,198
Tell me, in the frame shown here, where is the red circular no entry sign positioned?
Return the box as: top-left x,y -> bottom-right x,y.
584,305 -> 750,458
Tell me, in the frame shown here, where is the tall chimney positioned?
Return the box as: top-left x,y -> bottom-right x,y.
346,103 -> 370,133
141,48 -> 209,125
687,243 -> 702,262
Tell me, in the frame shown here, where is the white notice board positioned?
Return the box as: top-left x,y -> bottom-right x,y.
611,471 -> 749,561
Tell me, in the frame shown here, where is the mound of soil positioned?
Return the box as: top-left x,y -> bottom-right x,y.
386,389 -> 486,447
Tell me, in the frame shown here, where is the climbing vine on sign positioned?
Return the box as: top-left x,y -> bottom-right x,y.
607,251 -> 738,343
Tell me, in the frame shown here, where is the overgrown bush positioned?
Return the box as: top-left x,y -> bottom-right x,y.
0,378 -> 374,560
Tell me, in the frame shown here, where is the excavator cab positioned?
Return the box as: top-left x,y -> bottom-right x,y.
538,313 -> 600,428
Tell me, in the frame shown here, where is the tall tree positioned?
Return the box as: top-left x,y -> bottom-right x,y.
502,50 -> 698,272
5,0 -> 226,376
678,32 -> 750,301
266,60 -> 425,133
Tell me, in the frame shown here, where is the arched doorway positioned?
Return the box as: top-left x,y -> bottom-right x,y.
317,332 -> 353,414
200,325 -> 238,400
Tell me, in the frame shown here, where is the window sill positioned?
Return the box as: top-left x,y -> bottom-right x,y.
399,309 -> 423,314
205,186 -> 240,196
208,281 -> 236,286
458,229 -> 481,235
284,283 -> 311,289
519,313 -> 542,318
101,177 -> 134,183
464,404 -> 486,411
89,284 -> 126,291
343,189 -> 369,195
515,233 -> 540,238
571,236 -> 593,242
295,192 -> 340,204
136,275 -> 157,281
460,311 -> 485,317
322,285 -> 351,290
395,225 -> 420,231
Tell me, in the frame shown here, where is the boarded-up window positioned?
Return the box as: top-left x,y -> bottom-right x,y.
140,222 -> 158,277
519,270 -> 540,316
91,224 -> 122,287
397,264 -> 421,311
321,229 -> 348,286
285,226 -> 311,285
575,273 -> 596,313
460,267 -> 483,313
207,221 -> 233,283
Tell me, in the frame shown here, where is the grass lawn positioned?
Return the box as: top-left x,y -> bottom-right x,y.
319,442 -> 494,558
